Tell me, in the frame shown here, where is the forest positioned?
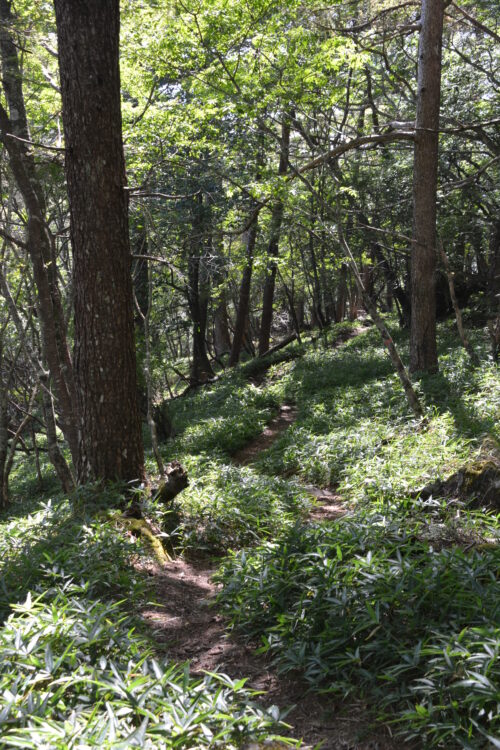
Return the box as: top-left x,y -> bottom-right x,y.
0,0 -> 499,747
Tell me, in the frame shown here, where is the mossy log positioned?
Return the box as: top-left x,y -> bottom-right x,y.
109,512 -> 171,564
122,517 -> 171,564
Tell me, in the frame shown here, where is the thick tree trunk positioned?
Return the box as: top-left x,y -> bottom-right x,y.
258,116 -> 290,356
409,0 -> 444,374
214,295 -> 232,357
54,0 -> 144,482
229,219 -> 259,367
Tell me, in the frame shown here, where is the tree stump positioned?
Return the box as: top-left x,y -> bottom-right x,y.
154,461 -> 189,505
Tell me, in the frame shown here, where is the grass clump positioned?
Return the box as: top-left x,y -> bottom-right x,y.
256,325 -> 499,501
167,373 -> 282,457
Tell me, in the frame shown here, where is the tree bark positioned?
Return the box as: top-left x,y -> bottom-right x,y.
187,194 -> 214,384
0,341 -> 8,509
439,243 -> 479,364
54,0 -> 144,482
487,218 -> 500,360
0,0 -> 78,462
229,217 -> 259,367
338,227 -> 424,419
409,0 -> 444,374
258,116 -> 290,356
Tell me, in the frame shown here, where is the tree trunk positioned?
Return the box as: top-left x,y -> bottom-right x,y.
258,116 -> 290,356
39,373 -> 75,494
0,0 -> 78,463
487,218 -> 500,360
54,0 -> 144,482
229,218 -> 259,367
409,0 -> 444,374
214,295 -> 232,357
335,263 -> 348,322
187,194 -> 214,384
0,342 -> 8,509
339,227 -> 424,419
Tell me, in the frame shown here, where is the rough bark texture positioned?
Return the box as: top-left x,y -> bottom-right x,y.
54,0 -> 144,482
409,0 -> 444,374
258,116 -> 290,356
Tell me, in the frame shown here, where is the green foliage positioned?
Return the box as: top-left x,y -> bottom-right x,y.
216,509 -> 500,748
166,373 -> 283,457
0,492 -> 296,748
256,326 -> 498,499
164,456 -> 311,555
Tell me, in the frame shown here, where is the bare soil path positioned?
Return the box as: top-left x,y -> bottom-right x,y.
140,556 -> 398,749
140,323 -> 400,747
232,404 -> 298,465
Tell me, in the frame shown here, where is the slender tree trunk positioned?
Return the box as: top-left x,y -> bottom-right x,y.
143,265 -> 165,475
54,0 -> 144,482
187,195 -> 214,384
39,373 -> 75,494
487,218 -> 500,360
339,227 -> 423,419
409,0 -> 444,374
0,342 -> 8,508
0,0 -> 78,462
335,263 -> 348,322
258,116 -> 290,355
0,268 -> 75,490
439,243 -> 478,364
229,218 -> 259,367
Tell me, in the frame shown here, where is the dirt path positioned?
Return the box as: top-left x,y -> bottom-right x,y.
140,556 -> 398,749
140,323 -> 399,747
232,404 -> 298,465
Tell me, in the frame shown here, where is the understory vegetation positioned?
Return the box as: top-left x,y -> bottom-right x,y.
1,320 -> 499,748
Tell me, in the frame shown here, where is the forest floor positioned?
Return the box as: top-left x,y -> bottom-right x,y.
1,318 -> 498,749
139,327 -> 400,749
